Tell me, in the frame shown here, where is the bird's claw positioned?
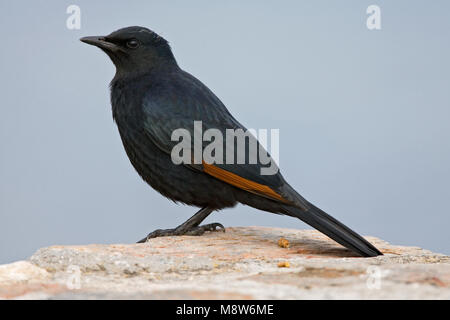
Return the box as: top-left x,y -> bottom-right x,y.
137,222 -> 225,243
188,222 -> 225,235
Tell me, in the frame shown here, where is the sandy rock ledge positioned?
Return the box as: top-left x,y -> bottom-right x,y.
0,226 -> 448,299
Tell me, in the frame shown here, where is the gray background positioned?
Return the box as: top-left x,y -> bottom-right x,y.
1,1 -> 449,264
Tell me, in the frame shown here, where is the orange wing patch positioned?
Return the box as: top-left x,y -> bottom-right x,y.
202,162 -> 291,204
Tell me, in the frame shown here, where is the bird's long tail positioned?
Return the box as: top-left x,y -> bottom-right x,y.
283,203 -> 382,257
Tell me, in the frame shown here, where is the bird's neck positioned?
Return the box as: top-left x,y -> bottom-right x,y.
112,60 -> 179,83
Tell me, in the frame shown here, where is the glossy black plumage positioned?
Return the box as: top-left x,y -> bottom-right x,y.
81,26 -> 382,257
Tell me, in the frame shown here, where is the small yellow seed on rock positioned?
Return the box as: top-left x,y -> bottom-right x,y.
278,261 -> 290,268
278,238 -> 290,248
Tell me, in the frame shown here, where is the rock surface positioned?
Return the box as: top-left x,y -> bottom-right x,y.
0,226 -> 449,299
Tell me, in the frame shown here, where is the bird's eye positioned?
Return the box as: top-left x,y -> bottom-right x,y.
126,39 -> 140,49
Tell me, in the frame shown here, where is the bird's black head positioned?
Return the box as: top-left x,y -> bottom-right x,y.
80,26 -> 177,77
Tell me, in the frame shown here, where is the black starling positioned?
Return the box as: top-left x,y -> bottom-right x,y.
81,26 -> 382,257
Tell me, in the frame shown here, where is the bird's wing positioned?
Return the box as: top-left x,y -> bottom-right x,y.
142,71 -> 307,207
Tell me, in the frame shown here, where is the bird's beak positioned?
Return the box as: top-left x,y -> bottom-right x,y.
80,36 -> 119,52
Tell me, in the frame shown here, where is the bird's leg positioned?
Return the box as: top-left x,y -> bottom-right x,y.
137,207 -> 225,243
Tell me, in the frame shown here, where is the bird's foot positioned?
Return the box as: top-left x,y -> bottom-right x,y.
137,223 -> 225,243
